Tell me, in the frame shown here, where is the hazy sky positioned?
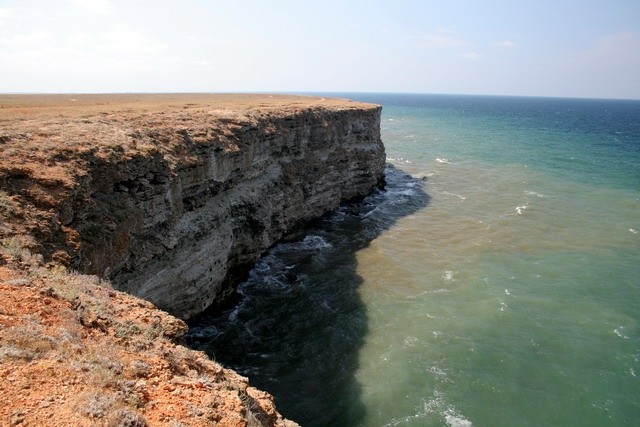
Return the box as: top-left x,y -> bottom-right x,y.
1,0 -> 639,99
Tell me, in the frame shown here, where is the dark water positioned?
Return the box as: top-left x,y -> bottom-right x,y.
189,165 -> 430,425
189,94 -> 640,426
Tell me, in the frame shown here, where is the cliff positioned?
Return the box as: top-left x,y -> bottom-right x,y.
0,94 -> 385,319
0,93 -> 385,425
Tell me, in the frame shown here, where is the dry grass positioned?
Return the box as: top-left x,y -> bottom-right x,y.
0,93 -> 364,119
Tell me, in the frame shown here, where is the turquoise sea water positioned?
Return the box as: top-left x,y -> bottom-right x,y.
189,94 -> 640,426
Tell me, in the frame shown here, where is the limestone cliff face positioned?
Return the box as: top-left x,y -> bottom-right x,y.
97,108 -> 385,319
0,95 -> 385,320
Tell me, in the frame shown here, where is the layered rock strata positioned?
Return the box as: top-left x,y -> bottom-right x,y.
0,94 -> 385,320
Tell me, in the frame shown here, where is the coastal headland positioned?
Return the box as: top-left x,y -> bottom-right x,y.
0,94 -> 386,425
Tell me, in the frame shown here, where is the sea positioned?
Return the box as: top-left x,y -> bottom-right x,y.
188,93 -> 640,426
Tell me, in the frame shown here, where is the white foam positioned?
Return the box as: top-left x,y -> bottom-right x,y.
443,270 -> 456,281
403,336 -> 419,347
436,158 -> 452,164
383,394 -> 473,427
514,205 -> 527,215
614,327 -> 629,340
299,235 -> 332,250
442,191 -> 467,201
525,190 -> 546,198
387,156 -> 413,164
630,228 -> 639,234
428,365 -> 449,378
445,412 -> 473,427
383,392 -> 443,426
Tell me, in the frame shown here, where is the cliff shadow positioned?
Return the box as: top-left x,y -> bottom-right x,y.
187,163 -> 430,426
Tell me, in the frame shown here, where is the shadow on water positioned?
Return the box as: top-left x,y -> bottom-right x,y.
187,164 -> 430,426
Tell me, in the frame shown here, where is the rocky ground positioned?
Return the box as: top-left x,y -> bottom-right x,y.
0,263 -> 297,426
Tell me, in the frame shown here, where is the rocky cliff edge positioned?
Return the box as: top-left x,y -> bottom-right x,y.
0,94 -> 385,319
0,94 -> 385,425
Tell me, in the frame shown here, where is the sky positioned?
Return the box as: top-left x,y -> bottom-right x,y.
1,0 -> 639,99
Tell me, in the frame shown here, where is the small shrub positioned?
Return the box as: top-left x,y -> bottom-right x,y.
5,278 -> 32,287
239,389 -> 266,427
0,324 -> 57,361
144,324 -> 164,341
0,345 -> 37,361
30,266 -> 81,303
164,345 -> 201,375
115,320 -> 142,339
0,190 -> 17,218
0,236 -> 22,258
30,267 -> 113,304
72,352 -> 123,390
123,390 -> 146,409
128,360 -> 151,378
186,402 -> 205,417
75,391 -> 114,419
107,408 -> 148,427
